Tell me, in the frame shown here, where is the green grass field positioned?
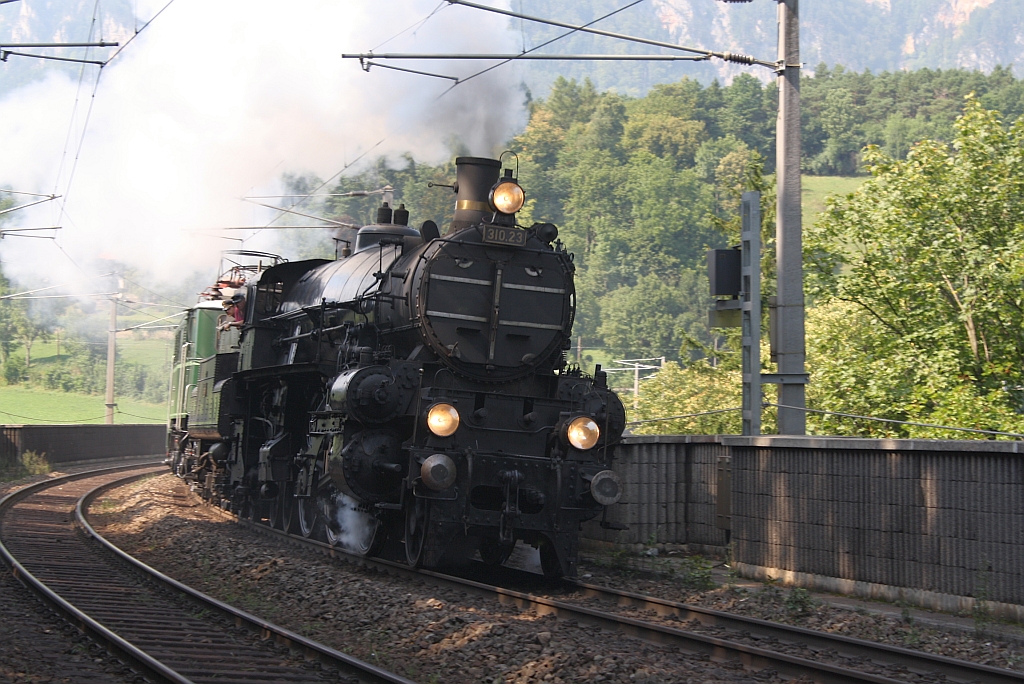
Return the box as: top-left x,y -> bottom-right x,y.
802,175 -> 867,230
0,387 -> 165,424
28,333 -> 173,373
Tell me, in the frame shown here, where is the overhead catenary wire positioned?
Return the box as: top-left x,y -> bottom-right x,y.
370,0 -> 449,52
51,0 -> 103,234
4,292 -> 117,299
0,190 -> 58,198
626,407 -> 742,426
55,66 -> 103,229
51,0 -> 101,193
36,0 -> 177,279
0,408 -> 110,423
115,408 -> 162,421
443,0 -> 773,68
450,0 -> 646,89
355,0 -> 646,89
0,272 -> 115,300
763,402 -> 1024,439
241,198 -> 360,228
242,138 -> 385,243
118,310 -> 186,332
119,275 -> 187,308
102,0 -> 177,67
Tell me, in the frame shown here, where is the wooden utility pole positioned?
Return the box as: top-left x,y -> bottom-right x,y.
774,0 -> 807,434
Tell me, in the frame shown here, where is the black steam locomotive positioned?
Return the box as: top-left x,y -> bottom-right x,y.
167,157 -> 625,578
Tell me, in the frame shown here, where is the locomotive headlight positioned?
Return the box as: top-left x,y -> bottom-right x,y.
421,453 -> 458,491
426,403 -> 460,437
489,180 -> 525,214
590,470 -> 622,506
565,416 -> 600,450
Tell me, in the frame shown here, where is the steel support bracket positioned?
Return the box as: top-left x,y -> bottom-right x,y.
760,373 -> 809,385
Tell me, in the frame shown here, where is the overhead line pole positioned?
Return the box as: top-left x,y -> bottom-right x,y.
106,278 -> 121,425
774,0 -> 807,434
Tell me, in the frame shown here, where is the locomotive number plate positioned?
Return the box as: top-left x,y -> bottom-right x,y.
482,226 -> 527,247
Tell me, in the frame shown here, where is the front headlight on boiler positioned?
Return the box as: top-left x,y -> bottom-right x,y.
565,416 -> 600,450
426,403 -> 460,437
490,180 -> 525,214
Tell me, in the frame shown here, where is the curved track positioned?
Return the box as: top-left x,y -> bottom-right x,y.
0,465 -> 414,684
205,487 -> 1024,684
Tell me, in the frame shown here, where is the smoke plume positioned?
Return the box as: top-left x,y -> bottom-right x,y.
0,1 -> 524,289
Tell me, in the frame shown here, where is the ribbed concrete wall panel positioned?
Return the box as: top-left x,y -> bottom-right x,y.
727,440 -> 1024,605
585,436 -> 1023,605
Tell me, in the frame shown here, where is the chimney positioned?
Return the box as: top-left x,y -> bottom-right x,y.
449,156 -> 501,234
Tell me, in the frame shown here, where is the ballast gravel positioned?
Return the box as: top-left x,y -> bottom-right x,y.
573,561 -> 1024,674
0,464 -> 155,684
90,474 -> 798,684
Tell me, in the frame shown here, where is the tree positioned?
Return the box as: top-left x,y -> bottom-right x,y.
807,87 -> 861,174
804,96 -> 1024,436
597,270 -> 709,360
13,306 -> 50,369
0,264 -> 16,364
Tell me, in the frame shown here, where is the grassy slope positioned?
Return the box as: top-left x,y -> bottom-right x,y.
27,334 -> 173,372
802,175 -> 866,230
0,387 -> 164,424
0,333 -> 172,425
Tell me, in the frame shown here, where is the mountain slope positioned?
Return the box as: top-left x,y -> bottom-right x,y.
517,0 -> 1024,95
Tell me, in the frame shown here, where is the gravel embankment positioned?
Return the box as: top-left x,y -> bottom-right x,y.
91,474 -> 797,684
89,473 -> 1024,682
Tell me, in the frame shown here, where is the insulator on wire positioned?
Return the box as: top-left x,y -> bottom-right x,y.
720,52 -> 756,65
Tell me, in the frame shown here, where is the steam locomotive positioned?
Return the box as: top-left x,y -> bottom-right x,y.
167,157 -> 626,578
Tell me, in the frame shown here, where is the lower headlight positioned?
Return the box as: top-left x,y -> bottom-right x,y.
427,403 -> 460,437
566,416 -> 600,450
421,453 -> 457,491
590,470 -> 622,505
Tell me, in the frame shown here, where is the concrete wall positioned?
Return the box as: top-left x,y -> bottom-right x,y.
0,424 -> 166,468
583,434 -> 1024,614
582,435 -> 729,549
728,436 -> 1024,611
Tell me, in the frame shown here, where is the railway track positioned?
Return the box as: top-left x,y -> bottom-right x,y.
0,464 -> 415,684
172,482 -> 1024,684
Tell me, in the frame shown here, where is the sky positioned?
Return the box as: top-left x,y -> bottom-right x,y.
0,1 -> 525,289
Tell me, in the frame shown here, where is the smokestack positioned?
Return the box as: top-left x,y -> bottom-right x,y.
449,156 -> 501,234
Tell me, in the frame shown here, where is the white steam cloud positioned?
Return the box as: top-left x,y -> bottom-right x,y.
0,1 -> 525,287
332,492 -> 377,552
